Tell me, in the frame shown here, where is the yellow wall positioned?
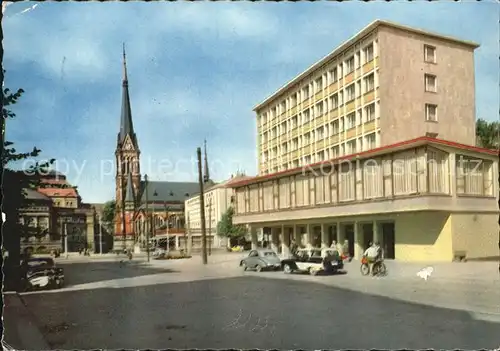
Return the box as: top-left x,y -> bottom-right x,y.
394,212 -> 453,262
451,213 -> 499,260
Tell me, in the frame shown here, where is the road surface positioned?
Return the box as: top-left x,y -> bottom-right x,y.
7,259 -> 500,350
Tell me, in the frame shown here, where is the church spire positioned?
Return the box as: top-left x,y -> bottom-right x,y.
122,43 -> 128,82
203,139 -> 210,183
118,43 -> 137,148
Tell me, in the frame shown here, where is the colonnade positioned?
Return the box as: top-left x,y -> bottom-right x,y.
249,220 -> 385,260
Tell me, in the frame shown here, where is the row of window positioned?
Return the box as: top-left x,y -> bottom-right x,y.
242,153 -> 493,214
262,132 -> 378,174
261,100 -> 378,144
259,42 -> 377,124
261,72 -> 377,136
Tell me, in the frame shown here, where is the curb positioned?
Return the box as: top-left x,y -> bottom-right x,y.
3,292 -> 51,350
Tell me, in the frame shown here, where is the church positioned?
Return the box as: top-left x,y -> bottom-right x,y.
114,47 -> 211,251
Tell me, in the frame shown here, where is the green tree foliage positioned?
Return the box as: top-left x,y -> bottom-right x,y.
476,118 -> 499,149
216,207 -> 247,239
101,200 -> 116,234
2,73 -> 55,290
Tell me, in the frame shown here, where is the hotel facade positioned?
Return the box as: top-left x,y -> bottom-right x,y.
230,20 -> 499,262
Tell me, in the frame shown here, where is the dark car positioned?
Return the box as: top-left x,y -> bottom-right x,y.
240,249 -> 281,272
281,248 -> 344,275
21,257 -> 65,291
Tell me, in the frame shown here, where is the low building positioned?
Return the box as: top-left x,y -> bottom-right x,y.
20,171 -> 96,253
229,137 -> 498,262
184,174 -> 253,251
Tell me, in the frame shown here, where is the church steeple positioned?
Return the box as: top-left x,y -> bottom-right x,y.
118,43 -> 137,148
203,139 -> 210,183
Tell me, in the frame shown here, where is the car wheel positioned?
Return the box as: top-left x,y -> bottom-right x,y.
255,265 -> 262,272
283,264 -> 293,274
309,268 -> 318,276
242,262 -> 248,271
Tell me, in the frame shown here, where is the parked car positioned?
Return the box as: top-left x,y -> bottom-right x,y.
153,247 -> 167,258
20,257 -> 64,291
281,248 -> 344,275
240,249 -> 281,272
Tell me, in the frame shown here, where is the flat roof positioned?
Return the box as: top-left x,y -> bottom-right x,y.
253,19 -> 480,113
228,136 -> 497,188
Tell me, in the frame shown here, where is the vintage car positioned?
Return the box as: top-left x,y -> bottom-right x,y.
21,257 -> 65,291
239,249 -> 281,272
281,248 -> 344,275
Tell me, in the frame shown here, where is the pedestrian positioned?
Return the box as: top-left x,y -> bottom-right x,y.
290,239 -> 298,256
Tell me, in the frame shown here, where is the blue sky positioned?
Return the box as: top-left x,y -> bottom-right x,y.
3,1 -> 498,204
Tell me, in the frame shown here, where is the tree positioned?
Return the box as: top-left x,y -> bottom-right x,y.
216,207 -> 247,245
476,118 -> 499,149
101,200 -> 116,234
2,73 -> 55,291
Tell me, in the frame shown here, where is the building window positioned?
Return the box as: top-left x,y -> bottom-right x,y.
347,140 -> 357,154
315,77 -> 323,93
425,74 -> 437,92
317,126 -> 324,140
330,67 -> 338,83
346,112 -> 356,129
345,56 -> 355,74
292,138 -> 298,150
331,120 -> 339,134
303,86 -> 310,100
331,146 -> 340,158
364,44 -> 374,63
365,133 -> 376,150
304,132 -> 311,145
424,45 -> 436,63
425,104 -> 438,122
346,84 -> 355,102
365,103 -> 375,122
304,155 -> 311,165
316,102 -> 323,116
364,73 -> 375,93
330,94 -> 338,110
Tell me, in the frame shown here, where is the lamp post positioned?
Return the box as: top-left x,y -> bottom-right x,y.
206,196 -> 212,256
64,221 -> 68,259
144,175 -> 150,263
98,215 -> 103,255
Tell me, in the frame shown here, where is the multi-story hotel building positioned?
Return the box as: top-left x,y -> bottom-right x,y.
230,20 -> 498,262
256,20 -> 478,175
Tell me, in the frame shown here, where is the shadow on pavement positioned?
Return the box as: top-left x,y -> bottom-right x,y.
57,261 -> 178,286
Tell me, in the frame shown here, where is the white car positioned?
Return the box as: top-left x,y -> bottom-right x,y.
153,247 -> 166,258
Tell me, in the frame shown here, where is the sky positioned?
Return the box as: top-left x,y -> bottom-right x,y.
3,1 -> 499,204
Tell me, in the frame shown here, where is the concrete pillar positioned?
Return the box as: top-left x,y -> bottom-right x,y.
320,223 -> 328,248
175,235 -> 179,250
271,228 -> 279,253
250,226 -> 258,250
354,221 -> 363,259
281,225 -> 290,258
373,221 -> 380,244
335,223 -> 343,254
306,224 -> 313,248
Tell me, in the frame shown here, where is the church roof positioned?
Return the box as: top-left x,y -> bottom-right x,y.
140,180 -> 199,204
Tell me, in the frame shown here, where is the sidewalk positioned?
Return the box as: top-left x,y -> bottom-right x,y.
3,292 -> 51,350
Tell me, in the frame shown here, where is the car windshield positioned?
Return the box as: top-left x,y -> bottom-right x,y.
27,259 -> 53,268
311,250 -> 322,257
